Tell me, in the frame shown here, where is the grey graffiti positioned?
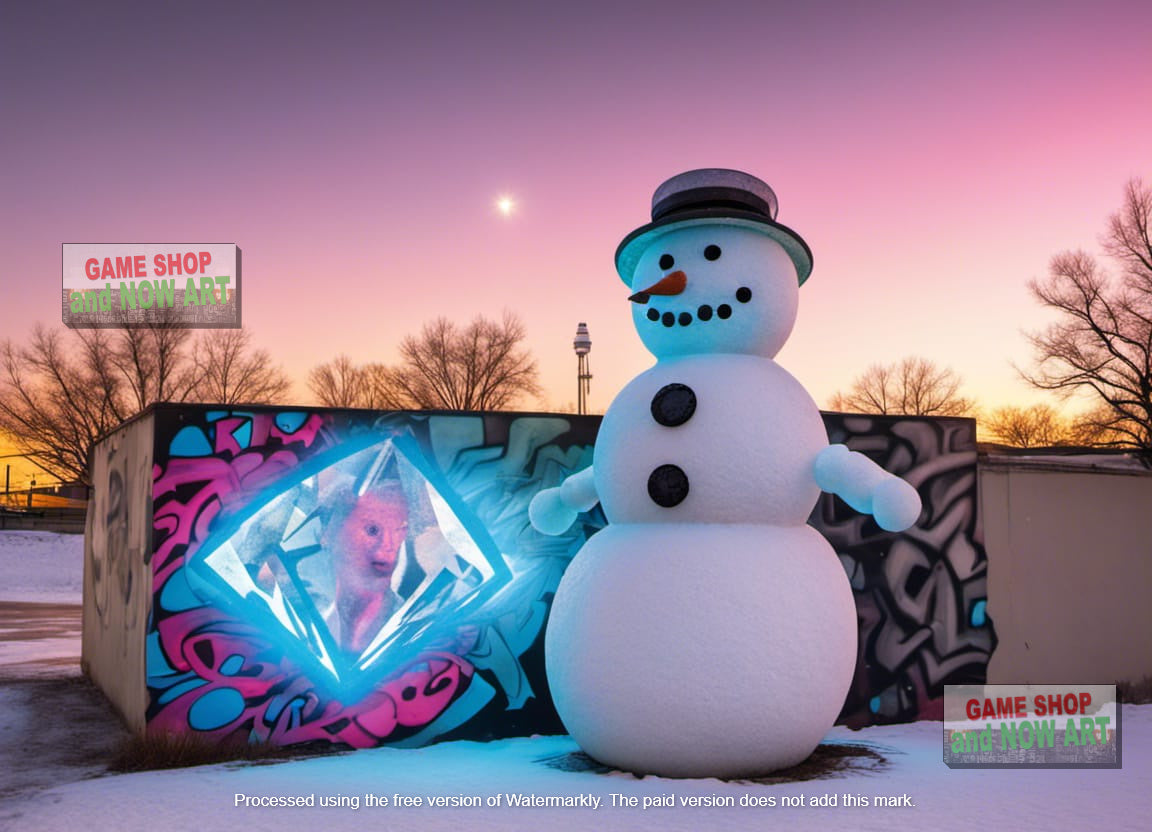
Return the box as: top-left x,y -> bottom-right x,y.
815,415 -> 996,725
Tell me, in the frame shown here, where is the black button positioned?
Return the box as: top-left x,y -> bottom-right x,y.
648,464 -> 689,507
651,383 -> 696,427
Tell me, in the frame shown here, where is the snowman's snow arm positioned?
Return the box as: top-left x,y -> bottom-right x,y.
528,466 -> 599,536
813,444 -> 922,532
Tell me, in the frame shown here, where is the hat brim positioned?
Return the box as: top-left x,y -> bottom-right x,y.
614,210 -> 813,287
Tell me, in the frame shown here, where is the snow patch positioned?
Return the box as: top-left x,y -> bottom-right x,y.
0,530 -> 85,604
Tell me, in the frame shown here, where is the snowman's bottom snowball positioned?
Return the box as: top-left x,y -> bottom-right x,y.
545,523 -> 856,779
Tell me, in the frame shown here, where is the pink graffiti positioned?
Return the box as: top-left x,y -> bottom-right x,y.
210,412 -> 326,456
153,447 -> 306,585
149,410 -> 474,748
150,602 -> 474,747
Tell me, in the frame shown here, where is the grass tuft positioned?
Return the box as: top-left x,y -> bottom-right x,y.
109,733 -> 343,773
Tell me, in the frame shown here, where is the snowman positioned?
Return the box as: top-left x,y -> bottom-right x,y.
529,169 -> 922,778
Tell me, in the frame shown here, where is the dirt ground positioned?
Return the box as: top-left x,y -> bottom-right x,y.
0,603 -> 131,802
0,602 -> 83,651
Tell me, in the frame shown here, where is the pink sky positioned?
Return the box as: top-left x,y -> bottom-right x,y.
2,0 -> 1150,425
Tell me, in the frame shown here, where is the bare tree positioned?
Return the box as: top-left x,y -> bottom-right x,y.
1022,178 -> 1152,460
1,321 -> 291,482
359,363 -> 411,409
391,311 -> 540,411
983,404 -> 1073,447
308,357 -> 412,409
0,325 -> 130,484
829,357 -> 973,416
309,354 -> 366,407
1064,403 -> 1147,447
191,329 -> 291,405
105,307 -> 198,409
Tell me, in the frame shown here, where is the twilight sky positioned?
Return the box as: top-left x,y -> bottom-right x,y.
2,0 -> 1150,419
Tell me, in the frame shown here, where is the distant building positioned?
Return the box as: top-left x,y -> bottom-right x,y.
979,445 -> 1152,687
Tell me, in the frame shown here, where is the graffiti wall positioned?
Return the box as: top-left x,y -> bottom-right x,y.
82,411 -> 155,733
146,406 -> 600,747
816,413 -> 996,726
85,405 -> 992,747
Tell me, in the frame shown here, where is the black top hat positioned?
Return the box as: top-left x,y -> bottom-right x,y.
614,169 -> 813,286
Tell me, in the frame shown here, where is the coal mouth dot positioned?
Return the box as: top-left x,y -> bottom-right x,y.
645,288 -> 752,329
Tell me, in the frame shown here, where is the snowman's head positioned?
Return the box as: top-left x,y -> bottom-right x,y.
627,223 -> 800,359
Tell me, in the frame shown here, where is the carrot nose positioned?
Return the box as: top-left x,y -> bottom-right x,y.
629,270 -> 687,303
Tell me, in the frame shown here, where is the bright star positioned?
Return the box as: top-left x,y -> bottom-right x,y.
496,196 -> 515,216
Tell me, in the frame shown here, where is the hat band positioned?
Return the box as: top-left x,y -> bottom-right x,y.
652,186 -> 776,222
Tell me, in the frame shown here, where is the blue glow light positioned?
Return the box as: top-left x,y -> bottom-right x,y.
187,431 -> 511,701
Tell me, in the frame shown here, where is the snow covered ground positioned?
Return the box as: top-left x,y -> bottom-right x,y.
0,531 -> 84,677
0,530 -> 84,604
4,714 -> 1149,832
1,531 -> 1149,831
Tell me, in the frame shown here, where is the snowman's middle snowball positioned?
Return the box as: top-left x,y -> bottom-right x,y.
593,353 -> 826,526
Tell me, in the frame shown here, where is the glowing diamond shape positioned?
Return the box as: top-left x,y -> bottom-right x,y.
187,433 -> 509,698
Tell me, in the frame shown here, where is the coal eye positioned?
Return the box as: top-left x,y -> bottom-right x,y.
704,245 -> 721,261
365,524 -> 380,537
659,254 -> 675,270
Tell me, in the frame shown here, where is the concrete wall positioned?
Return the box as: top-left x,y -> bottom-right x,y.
81,411 -> 154,734
83,404 -> 1151,743
982,458 -> 1152,686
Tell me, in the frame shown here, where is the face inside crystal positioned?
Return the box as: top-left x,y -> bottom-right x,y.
189,435 -> 504,695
